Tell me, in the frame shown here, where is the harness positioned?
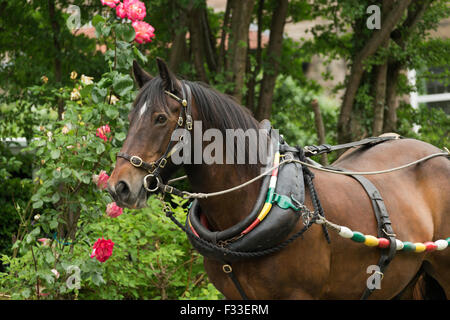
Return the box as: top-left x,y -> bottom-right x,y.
117,82 -> 450,300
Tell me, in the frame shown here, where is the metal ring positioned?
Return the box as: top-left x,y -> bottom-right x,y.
222,264 -> 232,274
130,156 -> 143,167
143,174 -> 160,192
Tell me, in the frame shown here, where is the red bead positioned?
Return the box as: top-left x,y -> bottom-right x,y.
424,241 -> 437,252
378,238 -> 390,248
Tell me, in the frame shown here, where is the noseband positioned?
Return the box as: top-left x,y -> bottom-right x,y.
117,81 -> 192,192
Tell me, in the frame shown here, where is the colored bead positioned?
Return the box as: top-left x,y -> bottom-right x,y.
402,242 -> 416,252
424,241 -> 437,252
351,232 -> 366,243
338,226 -> 354,239
435,239 -> 448,251
414,243 -> 426,253
446,237 -> 450,244
364,235 -> 379,247
378,238 -> 390,248
395,239 -> 404,250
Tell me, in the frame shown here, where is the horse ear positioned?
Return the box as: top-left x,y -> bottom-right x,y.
132,60 -> 153,88
156,57 -> 177,92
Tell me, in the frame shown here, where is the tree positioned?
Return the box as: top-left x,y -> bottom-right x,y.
308,0 -> 450,143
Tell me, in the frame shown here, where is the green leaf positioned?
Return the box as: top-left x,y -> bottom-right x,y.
96,142 -> 105,154
92,86 -> 108,104
91,272 -> 106,286
115,132 -> 126,141
133,46 -> 148,64
106,107 -> 119,119
51,192 -> 60,204
113,74 -> 134,97
92,14 -> 105,27
116,23 -> 136,43
62,168 -> 71,179
51,149 -> 61,159
33,200 -> 43,209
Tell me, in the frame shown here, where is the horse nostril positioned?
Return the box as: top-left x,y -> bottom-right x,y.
115,181 -> 131,201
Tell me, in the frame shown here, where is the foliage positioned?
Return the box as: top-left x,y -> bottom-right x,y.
0,5 -> 219,300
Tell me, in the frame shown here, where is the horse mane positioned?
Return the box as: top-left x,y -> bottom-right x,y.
185,80 -> 259,133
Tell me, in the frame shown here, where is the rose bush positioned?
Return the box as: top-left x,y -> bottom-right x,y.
0,2 -> 221,300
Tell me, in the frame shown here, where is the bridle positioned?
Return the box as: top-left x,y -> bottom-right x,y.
117,81 -> 193,193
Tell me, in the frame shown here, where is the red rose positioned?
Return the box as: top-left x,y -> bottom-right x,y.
96,124 -> 111,142
106,202 -> 123,218
90,238 -> 115,262
93,170 -> 109,190
132,21 -> 155,44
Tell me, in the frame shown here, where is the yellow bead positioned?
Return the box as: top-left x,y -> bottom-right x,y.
364,235 -> 379,247
414,243 -> 426,253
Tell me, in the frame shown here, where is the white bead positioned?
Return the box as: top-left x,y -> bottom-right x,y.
435,239 -> 448,251
338,226 -> 354,239
396,239 -> 404,250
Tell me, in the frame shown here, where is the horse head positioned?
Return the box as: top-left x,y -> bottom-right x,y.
107,58 -> 185,208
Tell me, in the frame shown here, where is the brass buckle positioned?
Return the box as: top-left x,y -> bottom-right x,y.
159,158 -> 167,168
222,264 -> 232,274
186,115 -> 193,130
130,156 -> 143,167
163,185 -> 173,193
304,146 -> 317,155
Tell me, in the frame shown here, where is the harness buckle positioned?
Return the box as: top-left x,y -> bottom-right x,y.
186,115 -> 193,130
159,158 -> 167,168
130,156 -> 143,167
304,146 -> 317,155
163,185 -> 174,194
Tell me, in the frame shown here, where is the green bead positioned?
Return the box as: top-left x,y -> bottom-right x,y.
351,231 -> 366,243
446,237 -> 450,244
402,242 -> 416,251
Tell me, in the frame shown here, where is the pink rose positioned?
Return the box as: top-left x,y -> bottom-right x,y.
106,202 -> 123,218
90,238 -> 115,262
101,0 -> 120,9
126,0 -> 146,21
116,2 -> 127,19
92,170 -> 109,190
96,124 -> 111,142
38,238 -> 51,246
132,21 -> 155,44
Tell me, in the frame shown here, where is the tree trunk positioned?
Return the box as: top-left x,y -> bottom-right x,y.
383,61 -> 401,132
168,13 -> 188,74
218,0 -> 233,72
311,99 -> 328,166
372,0 -> 394,136
337,0 -> 412,143
48,0 -> 63,119
246,0 -> 264,112
225,0 -> 255,103
255,0 -> 289,121
188,5 -> 208,83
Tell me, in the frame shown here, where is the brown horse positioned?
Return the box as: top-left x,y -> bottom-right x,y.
107,58 -> 450,299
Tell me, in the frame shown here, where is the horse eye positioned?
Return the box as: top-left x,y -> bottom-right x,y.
155,115 -> 167,124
